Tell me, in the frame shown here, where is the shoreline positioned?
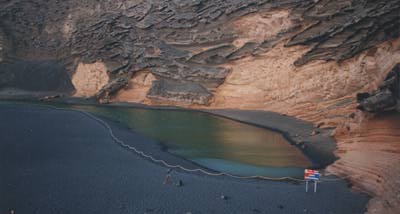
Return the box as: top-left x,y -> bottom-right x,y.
1,100 -> 307,180
202,109 -> 337,169
1,95 -> 336,169
0,102 -> 369,213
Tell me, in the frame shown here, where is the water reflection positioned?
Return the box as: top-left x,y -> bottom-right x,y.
4,101 -> 311,177
71,104 -> 311,177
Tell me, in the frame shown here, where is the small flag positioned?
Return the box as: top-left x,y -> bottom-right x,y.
304,169 -> 320,181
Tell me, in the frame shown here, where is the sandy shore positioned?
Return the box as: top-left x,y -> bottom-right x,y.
0,102 -> 369,214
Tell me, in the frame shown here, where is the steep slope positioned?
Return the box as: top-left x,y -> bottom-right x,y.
329,112 -> 400,214
333,64 -> 400,213
1,0 -> 399,103
1,1 -> 400,213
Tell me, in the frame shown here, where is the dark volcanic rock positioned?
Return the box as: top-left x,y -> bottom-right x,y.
96,75 -> 132,103
357,64 -> 400,112
0,27 -> 9,63
0,0 -> 399,104
288,1 -> 400,66
147,79 -> 212,105
0,60 -> 74,92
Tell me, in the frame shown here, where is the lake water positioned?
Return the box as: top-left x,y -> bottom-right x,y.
3,101 -> 311,178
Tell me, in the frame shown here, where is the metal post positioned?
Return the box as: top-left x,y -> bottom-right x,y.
305,181 -> 308,192
314,181 -> 317,193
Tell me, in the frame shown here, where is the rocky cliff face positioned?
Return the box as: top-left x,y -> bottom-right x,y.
328,111 -> 400,214
328,64 -> 400,214
357,64 -> 400,112
0,27 -> 8,63
1,0 -> 400,213
1,0 -> 399,103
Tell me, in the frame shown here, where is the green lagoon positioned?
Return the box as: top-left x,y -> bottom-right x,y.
3,101 -> 311,178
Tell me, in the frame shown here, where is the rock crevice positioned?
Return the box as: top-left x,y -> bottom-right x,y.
1,0 -> 399,104
357,64 -> 400,112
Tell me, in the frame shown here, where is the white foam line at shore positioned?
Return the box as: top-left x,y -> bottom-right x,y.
40,103 -> 348,183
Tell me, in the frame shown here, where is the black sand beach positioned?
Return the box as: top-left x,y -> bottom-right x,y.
0,103 -> 369,214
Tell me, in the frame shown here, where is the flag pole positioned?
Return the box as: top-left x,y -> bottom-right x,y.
306,181 -> 308,192
314,181 -> 317,193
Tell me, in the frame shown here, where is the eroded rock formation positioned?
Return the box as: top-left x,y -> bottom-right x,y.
1,0 -> 399,104
112,70 -> 155,104
71,62 -> 109,97
329,63 -> 400,214
357,64 -> 400,112
328,112 -> 400,214
1,1 -> 400,213
0,27 -> 9,63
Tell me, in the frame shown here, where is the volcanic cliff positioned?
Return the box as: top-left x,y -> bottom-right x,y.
1,0 -> 400,213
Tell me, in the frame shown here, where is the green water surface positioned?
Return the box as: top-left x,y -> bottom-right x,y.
4,101 -> 312,177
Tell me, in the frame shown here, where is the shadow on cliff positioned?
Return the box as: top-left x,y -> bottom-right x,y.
0,60 -> 74,93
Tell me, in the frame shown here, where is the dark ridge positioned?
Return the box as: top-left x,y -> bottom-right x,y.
0,60 -> 74,93
357,64 -> 400,113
